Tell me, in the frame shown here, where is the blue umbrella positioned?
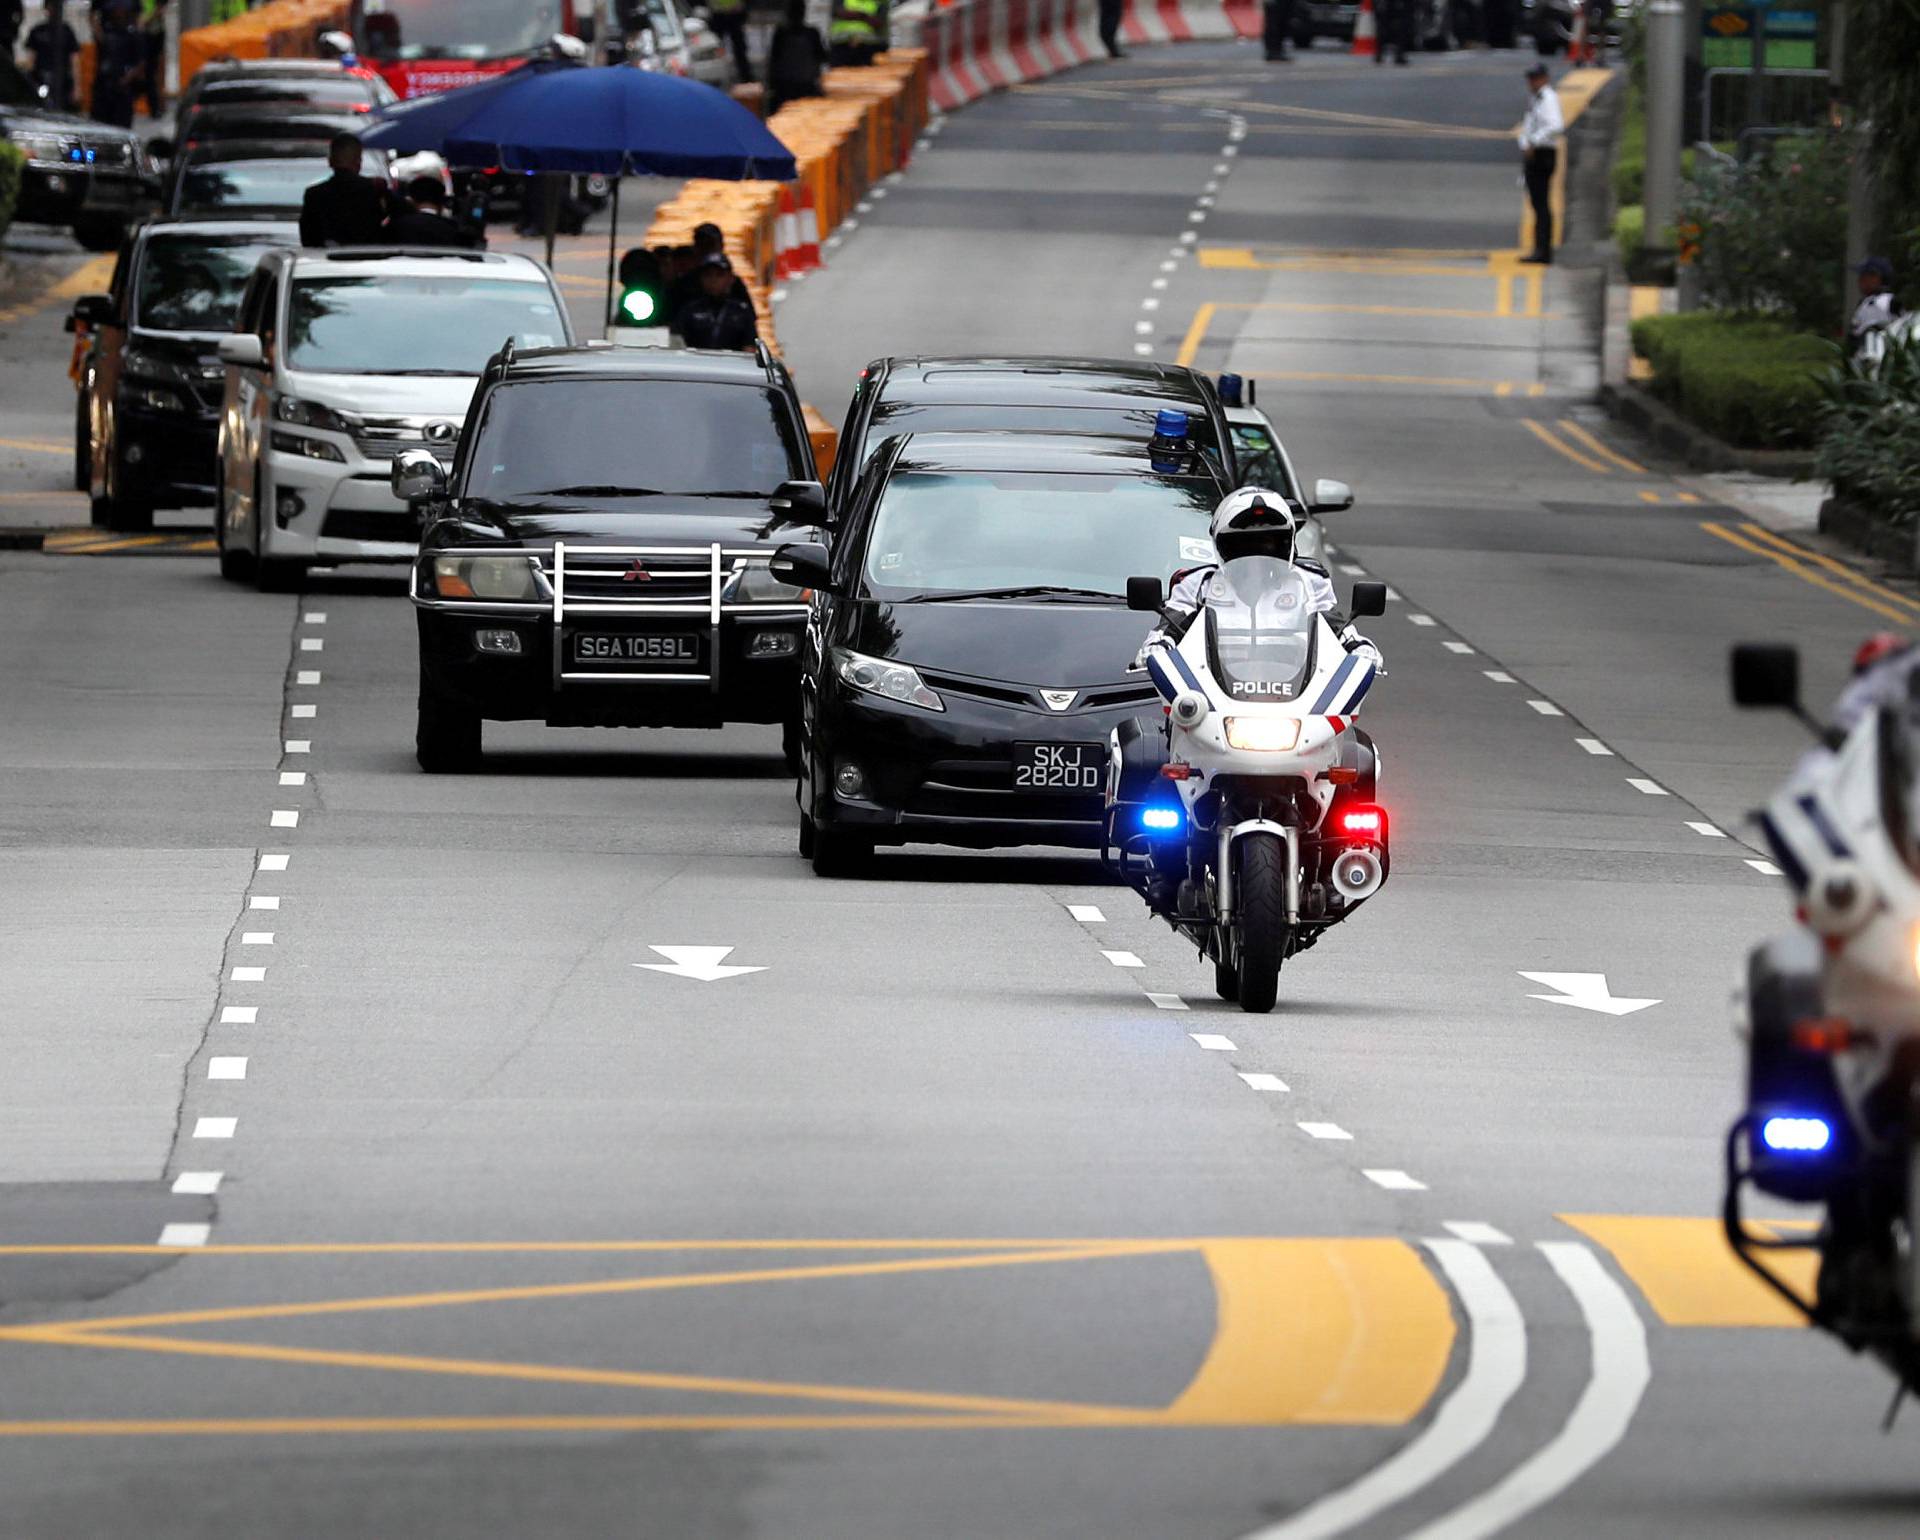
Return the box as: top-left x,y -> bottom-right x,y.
361,59 -> 795,181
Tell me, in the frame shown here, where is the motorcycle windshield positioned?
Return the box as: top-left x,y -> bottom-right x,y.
1204,556 -> 1317,703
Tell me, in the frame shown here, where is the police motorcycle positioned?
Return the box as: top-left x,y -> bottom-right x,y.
1103,494 -> 1390,1014
1727,638 -> 1920,1403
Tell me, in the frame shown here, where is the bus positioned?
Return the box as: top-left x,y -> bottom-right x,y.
351,0 -> 589,98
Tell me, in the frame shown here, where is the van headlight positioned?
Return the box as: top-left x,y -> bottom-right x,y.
274,396 -> 358,434
1223,716 -> 1301,752
432,555 -> 545,602
834,648 -> 944,712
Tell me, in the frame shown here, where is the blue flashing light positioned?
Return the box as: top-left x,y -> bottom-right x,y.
1152,409 -> 1191,440
1761,1115 -> 1833,1154
1141,806 -> 1182,832
1217,372 -> 1244,408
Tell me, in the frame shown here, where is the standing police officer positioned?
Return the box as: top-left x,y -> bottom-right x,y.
1373,0 -> 1411,64
1517,63 -> 1564,264
1262,0 -> 1294,60
707,0 -> 752,83
828,0 -> 888,66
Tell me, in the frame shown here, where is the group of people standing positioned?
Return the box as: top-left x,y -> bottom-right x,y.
298,132 -> 481,250
11,0 -> 168,124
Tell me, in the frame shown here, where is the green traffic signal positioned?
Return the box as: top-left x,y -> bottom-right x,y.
618,286 -> 659,325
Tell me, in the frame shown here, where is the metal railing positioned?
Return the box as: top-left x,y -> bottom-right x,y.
1700,67 -> 1830,148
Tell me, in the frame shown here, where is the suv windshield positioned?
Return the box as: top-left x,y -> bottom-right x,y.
176,154 -> 364,215
1205,557 -> 1318,701
861,470 -> 1217,600
285,274 -> 566,374
136,232 -> 289,332
463,379 -> 804,500
867,401 -> 1224,467
190,78 -> 387,112
360,0 -> 557,60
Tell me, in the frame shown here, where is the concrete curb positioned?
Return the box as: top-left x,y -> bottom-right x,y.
1599,379 -> 1818,477
1817,495 -> 1917,572
0,528 -> 50,550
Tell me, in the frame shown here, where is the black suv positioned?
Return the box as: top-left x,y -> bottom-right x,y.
0,59 -> 150,250
401,341 -> 826,772
826,356 -> 1236,512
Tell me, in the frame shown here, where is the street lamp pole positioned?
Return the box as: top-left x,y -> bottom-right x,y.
1643,0 -> 1685,261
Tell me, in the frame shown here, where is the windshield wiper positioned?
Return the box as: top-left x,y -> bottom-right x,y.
903,584 -> 1123,604
528,484 -> 668,498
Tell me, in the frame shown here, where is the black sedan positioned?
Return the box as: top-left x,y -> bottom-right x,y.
774,432 -> 1228,875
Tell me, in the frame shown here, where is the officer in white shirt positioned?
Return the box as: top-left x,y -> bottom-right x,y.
1848,257 -> 1899,359
1518,63 -> 1565,265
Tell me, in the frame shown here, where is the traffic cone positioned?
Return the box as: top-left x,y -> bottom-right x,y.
794,184 -> 823,272
1351,0 -> 1376,56
775,186 -> 800,280
1568,8 -> 1591,62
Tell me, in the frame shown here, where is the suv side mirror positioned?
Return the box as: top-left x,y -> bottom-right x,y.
71,293 -> 115,328
1350,581 -> 1387,618
146,135 -> 175,162
1309,478 -> 1354,514
217,333 -> 265,368
1126,576 -> 1165,613
769,479 -> 827,524
1732,644 -> 1801,710
769,541 -> 833,593
392,448 -> 448,505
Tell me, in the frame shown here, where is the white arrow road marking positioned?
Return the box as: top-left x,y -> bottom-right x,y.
1239,1240 -> 1527,1540
1518,972 -> 1660,1016
634,946 -> 768,982
1408,1242 -> 1649,1540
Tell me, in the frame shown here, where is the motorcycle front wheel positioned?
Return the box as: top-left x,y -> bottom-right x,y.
1234,832 -> 1288,1013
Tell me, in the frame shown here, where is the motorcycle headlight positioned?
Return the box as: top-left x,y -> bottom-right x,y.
834,647 -> 944,712
432,555 -> 545,602
1223,716 -> 1301,752
274,396 -> 358,435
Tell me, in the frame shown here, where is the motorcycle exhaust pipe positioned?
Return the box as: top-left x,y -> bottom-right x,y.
1330,846 -> 1384,902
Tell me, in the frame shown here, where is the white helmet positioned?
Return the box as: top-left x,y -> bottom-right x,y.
1209,486 -> 1299,564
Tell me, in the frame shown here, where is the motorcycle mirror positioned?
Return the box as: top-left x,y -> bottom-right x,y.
1126,576 -> 1164,613
1731,644 -> 1801,710
1349,581 -> 1388,618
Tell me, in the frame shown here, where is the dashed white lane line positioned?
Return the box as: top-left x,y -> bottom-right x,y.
279,772 -> 307,787
1443,641 -> 1475,655
1746,858 -> 1782,876
290,704 -> 317,719
1190,1033 -> 1237,1051
1445,1221 -> 1514,1245
241,933 -> 273,945
1685,821 -> 1727,838
1238,1072 -> 1289,1092
1134,320 -> 1154,334
1408,614 -> 1436,627
1482,671 -> 1515,684
285,740 -> 311,754
270,809 -> 300,828
1159,259 -> 1178,272
296,670 -> 321,686
219,1006 -> 257,1025
158,1223 -> 211,1247
1575,738 -> 1614,756
1241,1240 -> 1527,1540
1133,343 -> 1155,356
302,611 -> 326,624
299,638 -> 323,652
259,854 -> 289,872
1066,904 -> 1105,923
248,896 -> 280,910
1179,230 -> 1198,245
1526,700 -> 1563,716
1626,778 -> 1669,796
192,1117 -> 236,1139
208,1056 -> 247,1080
1338,563 -> 1366,576
1101,950 -> 1145,968
1140,297 -> 1160,311
171,1171 -> 222,1196
1409,1243 -> 1649,1540
1147,992 -> 1190,1011
228,967 -> 265,983
1382,587 -> 1400,601
1364,1169 -> 1428,1191
1298,1122 -> 1352,1141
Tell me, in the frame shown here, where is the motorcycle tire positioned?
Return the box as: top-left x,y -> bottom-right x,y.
1235,832 -> 1288,1014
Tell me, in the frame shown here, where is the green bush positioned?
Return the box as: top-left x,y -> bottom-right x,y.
1612,84 -> 1646,207
1630,312 -> 1833,448
1615,204 -> 1644,267
0,142 -> 22,247
1817,331 -> 1920,526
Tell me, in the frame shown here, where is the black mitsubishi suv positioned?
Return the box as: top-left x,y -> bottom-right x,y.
0,59 -> 150,250
402,341 -> 825,772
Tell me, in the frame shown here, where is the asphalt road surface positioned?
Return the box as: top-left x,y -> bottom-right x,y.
4,41 -> 1919,1540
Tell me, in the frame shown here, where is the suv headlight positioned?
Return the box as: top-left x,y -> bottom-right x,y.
274,396 -> 358,435
833,647 -> 944,712
725,563 -> 806,603
124,348 -> 191,385
15,133 -> 65,163
431,554 -> 546,602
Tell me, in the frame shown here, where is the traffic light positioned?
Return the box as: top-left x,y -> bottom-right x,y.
614,247 -> 666,330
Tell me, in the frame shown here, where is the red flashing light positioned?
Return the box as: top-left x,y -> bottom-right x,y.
1791,1018 -> 1871,1053
1336,804 -> 1387,840
1160,764 -> 1195,780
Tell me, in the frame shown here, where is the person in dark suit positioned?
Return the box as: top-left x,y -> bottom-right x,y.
1097,0 -> 1125,56
1262,0 -> 1295,58
384,177 -> 482,248
299,132 -> 391,248
676,255 -> 758,352
665,223 -> 751,327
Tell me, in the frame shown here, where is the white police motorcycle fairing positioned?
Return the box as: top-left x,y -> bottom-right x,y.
1103,555 -> 1390,1013
1727,643 -> 1920,1400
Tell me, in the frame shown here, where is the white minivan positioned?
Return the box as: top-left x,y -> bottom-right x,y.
214,248 -> 574,590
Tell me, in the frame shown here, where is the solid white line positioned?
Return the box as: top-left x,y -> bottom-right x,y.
1444,641 -> 1474,654
285,740 -> 311,754
219,1006 -> 257,1025
1298,1122 -> 1352,1140
1190,1032 -> 1236,1050
241,933 -> 273,945
1685,821 -> 1726,838
279,772 -> 307,787
1575,738 -> 1613,756
1409,1243 -> 1649,1540
192,1117 -> 236,1139
300,638 -> 323,652
228,967 -> 264,983
1746,858 -> 1782,876
1626,778 -> 1668,796
259,854 -> 289,872
270,810 -> 299,828
248,896 -> 280,910
1237,1239 -> 1527,1540
208,1056 -> 247,1080
1365,1169 -> 1428,1191
1444,1221 -> 1513,1246
171,1171 -> 222,1196
1238,1071 -> 1289,1091
296,670 -> 321,685
302,611 -> 326,624
1526,700 -> 1563,716
1147,993 -> 1190,1011
1483,671 -> 1515,684
1101,950 -> 1145,968
1408,614 -> 1436,627
1066,904 -> 1105,922
158,1223 -> 210,1247
290,704 -> 316,718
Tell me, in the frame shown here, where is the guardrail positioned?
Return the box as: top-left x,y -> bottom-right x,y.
1699,67 -> 1830,147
